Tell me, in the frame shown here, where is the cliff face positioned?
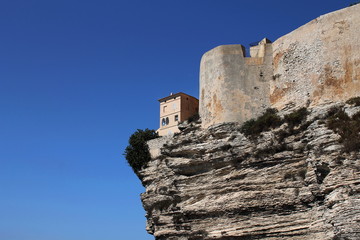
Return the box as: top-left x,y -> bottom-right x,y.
140,103 -> 360,240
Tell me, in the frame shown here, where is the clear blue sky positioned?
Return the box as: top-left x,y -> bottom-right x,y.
0,1 -> 351,239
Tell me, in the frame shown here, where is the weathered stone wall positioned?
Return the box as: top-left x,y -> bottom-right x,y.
199,5 -> 360,129
199,42 -> 272,128
271,4 -> 360,109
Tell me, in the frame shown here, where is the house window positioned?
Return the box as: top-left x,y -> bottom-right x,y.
163,106 -> 167,113
175,115 -> 179,122
166,117 -> 169,125
162,118 -> 166,126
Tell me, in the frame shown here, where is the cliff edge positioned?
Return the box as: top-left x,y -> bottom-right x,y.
141,102 -> 360,240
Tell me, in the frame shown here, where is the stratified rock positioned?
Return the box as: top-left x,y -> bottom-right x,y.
141,103 -> 360,240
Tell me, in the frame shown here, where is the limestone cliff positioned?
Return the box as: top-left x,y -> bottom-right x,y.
140,102 -> 360,240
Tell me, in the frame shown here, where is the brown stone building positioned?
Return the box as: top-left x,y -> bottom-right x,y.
157,92 -> 199,136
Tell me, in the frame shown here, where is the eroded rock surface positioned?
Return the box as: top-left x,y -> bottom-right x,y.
140,103 -> 360,240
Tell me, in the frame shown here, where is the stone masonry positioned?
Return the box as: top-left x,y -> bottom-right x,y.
200,4 -> 360,128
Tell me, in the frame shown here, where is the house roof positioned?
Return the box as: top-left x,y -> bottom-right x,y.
158,92 -> 198,102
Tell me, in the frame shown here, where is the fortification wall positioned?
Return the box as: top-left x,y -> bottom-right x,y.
271,4 -> 360,109
199,42 -> 272,128
199,5 -> 360,129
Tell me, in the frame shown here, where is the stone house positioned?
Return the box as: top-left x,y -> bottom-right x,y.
157,92 -> 199,136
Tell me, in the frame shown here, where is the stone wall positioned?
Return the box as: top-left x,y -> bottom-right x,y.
199,5 -> 360,129
271,4 -> 360,110
199,41 -> 272,128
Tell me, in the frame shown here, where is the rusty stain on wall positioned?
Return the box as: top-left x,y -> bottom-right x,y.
344,46 -> 353,84
212,94 -> 223,114
270,83 -> 293,104
334,20 -> 350,34
273,52 -> 284,69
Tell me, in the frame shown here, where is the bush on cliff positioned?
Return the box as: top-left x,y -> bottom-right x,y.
326,107 -> 360,153
240,108 -> 282,137
187,113 -> 200,123
284,107 -> 308,128
346,96 -> 360,106
124,129 -> 159,173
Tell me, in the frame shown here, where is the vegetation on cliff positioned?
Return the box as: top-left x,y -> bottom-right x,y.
140,102 -> 360,239
326,105 -> 360,152
240,100 -> 360,153
346,96 -> 360,106
124,129 -> 158,173
240,108 -> 282,137
240,107 -> 308,138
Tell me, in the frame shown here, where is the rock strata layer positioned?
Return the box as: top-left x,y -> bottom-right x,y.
140,103 -> 360,240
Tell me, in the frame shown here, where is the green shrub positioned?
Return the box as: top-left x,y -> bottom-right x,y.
187,113 -> 200,123
284,107 -> 308,128
327,107 -> 350,131
326,107 -> 360,153
240,108 -> 282,137
346,96 -> 360,106
124,129 -> 159,173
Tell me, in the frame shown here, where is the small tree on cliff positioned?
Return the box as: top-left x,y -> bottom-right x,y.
124,129 -> 158,173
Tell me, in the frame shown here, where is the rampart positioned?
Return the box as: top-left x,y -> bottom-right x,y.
199,4 -> 360,128
199,39 -> 273,128
271,4 -> 360,109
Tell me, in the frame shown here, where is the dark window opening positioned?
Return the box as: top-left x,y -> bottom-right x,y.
175,115 -> 179,121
